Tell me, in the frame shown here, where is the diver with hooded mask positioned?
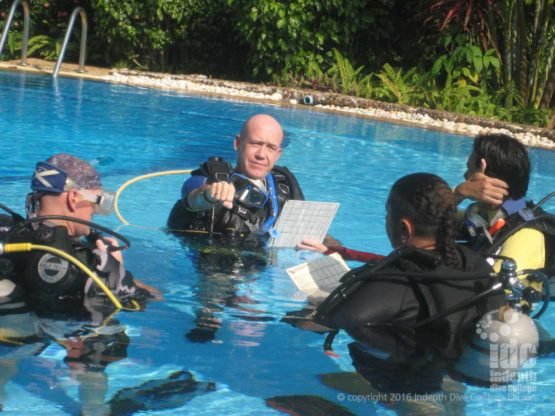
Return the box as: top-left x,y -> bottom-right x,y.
0,153 -> 157,317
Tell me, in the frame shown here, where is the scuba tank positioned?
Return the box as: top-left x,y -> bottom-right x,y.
453,259 -> 539,385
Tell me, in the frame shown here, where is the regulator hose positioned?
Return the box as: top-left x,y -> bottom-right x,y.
0,242 -> 141,311
6,215 -> 131,252
114,169 -> 193,226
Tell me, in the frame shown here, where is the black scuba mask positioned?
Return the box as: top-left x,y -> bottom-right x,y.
229,173 -> 269,209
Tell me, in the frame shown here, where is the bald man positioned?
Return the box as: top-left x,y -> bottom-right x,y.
167,114 -> 304,238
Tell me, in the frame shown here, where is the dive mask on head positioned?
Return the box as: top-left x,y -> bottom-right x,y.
31,162 -> 78,194
78,190 -> 116,216
229,173 -> 269,209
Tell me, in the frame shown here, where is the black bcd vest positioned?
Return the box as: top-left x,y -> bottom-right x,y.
167,157 -> 304,236
469,203 -> 555,273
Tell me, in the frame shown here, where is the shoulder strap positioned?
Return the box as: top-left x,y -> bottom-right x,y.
0,203 -> 25,224
488,205 -> 551,254
315,248 -> 410,323
271,165 -> 304,200
197,157 -> 233,183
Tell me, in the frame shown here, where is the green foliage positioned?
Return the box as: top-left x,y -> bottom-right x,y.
28,34 -> 60,60
428,36 -> 503,119
326,49 -> 370,96
91,0 -> 190,71
0,0 -> 551,126
306,49 -> 550,127
374,64 -> 423,105
0,1 -> 85,62
4,31 -> 23,57
0,1 -> 245,76
227,0 -> 375,81
488,0 -> 555,110
89,0 -> 247,77
431,36 -> 501,89
430,0 -> 555,111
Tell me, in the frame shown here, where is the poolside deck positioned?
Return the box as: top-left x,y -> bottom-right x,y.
0,57 -> 110,80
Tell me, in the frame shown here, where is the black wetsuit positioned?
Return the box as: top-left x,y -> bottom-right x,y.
167,157 -> 304,238
316,245 -> 505,352
3,220 -> 144,317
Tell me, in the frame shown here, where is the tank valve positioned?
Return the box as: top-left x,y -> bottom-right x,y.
500,259 -> 525,311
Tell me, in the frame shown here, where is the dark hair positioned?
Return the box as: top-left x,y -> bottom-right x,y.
388,173 -> 460,269
472,134 -> 530,199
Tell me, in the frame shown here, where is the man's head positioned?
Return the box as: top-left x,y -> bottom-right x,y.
465,134 -> 530,200
30,153 -> 113,236
234,114 -> 283,179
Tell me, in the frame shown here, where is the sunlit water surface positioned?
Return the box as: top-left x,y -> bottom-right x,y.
1,72 -> 554,415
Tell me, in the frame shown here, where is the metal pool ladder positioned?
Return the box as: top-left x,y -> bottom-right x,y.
53,6 -> 88,78
0,0 -> 30,65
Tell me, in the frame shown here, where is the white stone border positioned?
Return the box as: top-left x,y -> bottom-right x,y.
105,71 -> 555,150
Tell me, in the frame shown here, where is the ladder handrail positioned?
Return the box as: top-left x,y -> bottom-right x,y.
53,7 -> 87,78
0,0 -> 30,65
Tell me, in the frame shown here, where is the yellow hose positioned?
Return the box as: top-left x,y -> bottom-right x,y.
114,169 -> 193,225
3,243 -> 140,311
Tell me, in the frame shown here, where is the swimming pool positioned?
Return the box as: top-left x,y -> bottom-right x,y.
1,70 -> 555,415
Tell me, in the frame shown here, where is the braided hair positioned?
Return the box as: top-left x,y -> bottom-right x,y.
387,173 -> 461,269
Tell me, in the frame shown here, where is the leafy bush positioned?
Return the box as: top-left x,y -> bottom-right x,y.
0,0 -> 551,126
226,0 -> 380,81
0,0 -> 73,61
428,0 -> 555,111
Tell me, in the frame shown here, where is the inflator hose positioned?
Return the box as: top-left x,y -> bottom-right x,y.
114,169 -> 193,226
0,243 -> 140,311
6,215 -> 131,252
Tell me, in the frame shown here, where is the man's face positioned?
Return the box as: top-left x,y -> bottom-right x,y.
72,189 -> 102,236
464,151 -> 480,180
234,121 -> 283,179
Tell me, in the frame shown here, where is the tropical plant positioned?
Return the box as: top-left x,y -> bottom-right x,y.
373,64 -> 425,105
429,0 -> 555,110
326,49 -> 371,96
431,35 -> 501,89
428,0 -> 495,49
226,0 -> 375,80
488,0 -> 555,110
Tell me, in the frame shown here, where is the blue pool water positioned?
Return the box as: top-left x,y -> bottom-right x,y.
1,71 -> 555,415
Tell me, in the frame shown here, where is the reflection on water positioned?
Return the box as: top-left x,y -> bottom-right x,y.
1,70 -> 555,415
173,233 -> 273,346
322,320 -> 542,416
